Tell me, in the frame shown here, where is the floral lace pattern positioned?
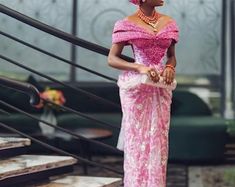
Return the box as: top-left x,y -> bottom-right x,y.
112,19 -> 179,187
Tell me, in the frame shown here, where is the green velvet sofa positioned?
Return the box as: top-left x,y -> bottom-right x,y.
0,81 -> 229,163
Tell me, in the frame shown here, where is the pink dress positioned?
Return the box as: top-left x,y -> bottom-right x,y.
112,19 -> 179,187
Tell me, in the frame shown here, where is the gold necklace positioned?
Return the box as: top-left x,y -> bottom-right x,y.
137,8 -> 160,32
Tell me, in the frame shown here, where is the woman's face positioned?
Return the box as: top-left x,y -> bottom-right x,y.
144,0 -> 164,7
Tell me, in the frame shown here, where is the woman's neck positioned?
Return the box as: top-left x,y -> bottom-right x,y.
139,4 -> 155,17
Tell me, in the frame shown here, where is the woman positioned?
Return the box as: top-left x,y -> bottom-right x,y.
108,0 -> 179,186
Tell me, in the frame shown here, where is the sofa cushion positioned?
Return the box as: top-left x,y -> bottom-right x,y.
171,91 -> 212,116
58,83 -> 121,114
169,116 -> 228,162
0,114 -> 41,134
57,113 -> 122,129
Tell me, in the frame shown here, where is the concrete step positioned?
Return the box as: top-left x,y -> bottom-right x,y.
0,137 -> 31,151
36,176 -> 122,187
0,155 -> 77,185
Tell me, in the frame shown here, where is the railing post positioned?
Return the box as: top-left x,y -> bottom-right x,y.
223,0 -> 234,118
70,0 -> 78,82
231,0 -> 235,114
221,0 -> 226,117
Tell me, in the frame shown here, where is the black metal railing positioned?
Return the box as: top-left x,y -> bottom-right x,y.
0,4 -> 133,62
0,54 -> 120,109
0,5 -> 123,131
0,122 -> 123,175
0,76 -> 40,106
0,30 -> 117,82
0,4 -> 126,175
0,77 -> 121,150
231,0 -> 235,111
0,99 -> 122,154
221,0 -> 227,116
0,54 -> 121,131
0,77 -> 123,174
0,4 -> 123,131
0,4 -> 132,111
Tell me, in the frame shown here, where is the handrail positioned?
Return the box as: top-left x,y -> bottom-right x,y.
0,76 -> 120,129
0,76 -> 40,106
0,31 -> 117,82
0,54 -> 121,109
231,0 -> 235,108
0,122 -> 123,175
0,5 -> 125,175
0,99 -> 123,154
0,76 -> 120,130
0,109 -> 10,115
0,4 -> 134,62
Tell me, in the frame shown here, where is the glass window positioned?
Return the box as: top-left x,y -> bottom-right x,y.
0,0 -> 72,80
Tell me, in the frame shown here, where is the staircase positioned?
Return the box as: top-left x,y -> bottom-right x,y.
0,137 -> 30,150
33,176 -> 122,187
0,137 -> 77,186
0,137 -> 122,187
0,3 -> 124,186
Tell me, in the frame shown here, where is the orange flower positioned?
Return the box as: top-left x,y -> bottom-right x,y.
35,89 -> 66,110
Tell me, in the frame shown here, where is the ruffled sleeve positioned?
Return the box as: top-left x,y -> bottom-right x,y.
167,21 -> 179,43
161,20 -> 179,43
112,20 -> 131,44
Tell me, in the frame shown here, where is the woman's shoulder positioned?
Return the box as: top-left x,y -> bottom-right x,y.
158,13 -> 179,30
158,14 -> 179,42
125,14 -> 137,21
158,13 -> 176,23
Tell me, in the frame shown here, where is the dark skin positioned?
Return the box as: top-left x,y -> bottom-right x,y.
108,0 -> 177,84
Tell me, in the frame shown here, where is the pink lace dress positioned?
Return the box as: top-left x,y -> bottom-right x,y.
112,19 -> 179,187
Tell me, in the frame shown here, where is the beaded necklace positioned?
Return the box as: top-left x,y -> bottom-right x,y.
137,8 -> 160,32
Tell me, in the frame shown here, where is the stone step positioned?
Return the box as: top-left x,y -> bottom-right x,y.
0,155 -> 77,181
36,176 -> 122,187
0,137 -> 31,151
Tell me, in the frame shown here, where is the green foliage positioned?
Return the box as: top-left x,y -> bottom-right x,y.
223,168 -> 235,186
226,120 -> 235,137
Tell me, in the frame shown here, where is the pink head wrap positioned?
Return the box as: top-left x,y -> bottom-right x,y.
129,0 -> 140,5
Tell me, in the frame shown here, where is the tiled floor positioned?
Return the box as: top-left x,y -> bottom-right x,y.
60,156 -> 187,187
189,165 -> 235,187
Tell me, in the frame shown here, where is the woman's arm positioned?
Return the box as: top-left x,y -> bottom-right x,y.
162,43 -> 177,84
108,43 -> 139,71
166,43 -> 177,67
108,43 -> 159,82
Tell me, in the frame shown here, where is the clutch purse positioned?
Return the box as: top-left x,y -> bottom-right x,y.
117,73 -> 177,90
140,74 -> 177,90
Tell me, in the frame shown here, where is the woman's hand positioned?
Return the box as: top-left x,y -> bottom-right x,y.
137,64 -> 160,83
161,67 -> 175,85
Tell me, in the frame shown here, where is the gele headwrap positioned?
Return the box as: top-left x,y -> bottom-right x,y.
129,0 -> 140,5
